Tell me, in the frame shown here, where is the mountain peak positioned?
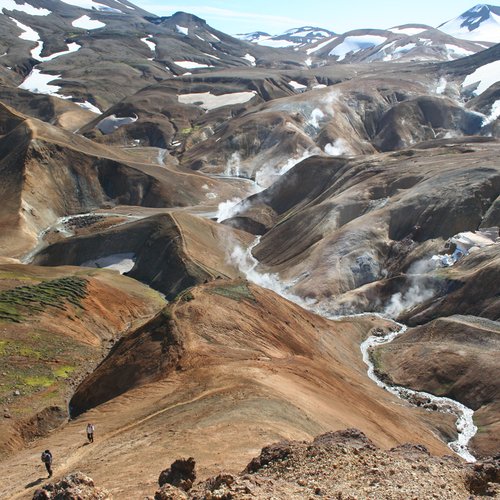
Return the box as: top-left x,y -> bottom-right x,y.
438,3 -> 500,42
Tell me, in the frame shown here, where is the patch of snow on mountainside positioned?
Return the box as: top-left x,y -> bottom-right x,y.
389,27 -> 428,35
0,0 -> 50,16
77,101 -> 102,114
176,25 -> 188,35
306,37 -> 337,55
235,31 -> 270,43
257,38 -> 297,48
10,17 -> 38,41
60,0 -> 122,13
140,36 -> 155,52
40,42 -> 80,61
97,113 -> 138,134
81,253 -> 136,274
72,15 -> 105,29
243,53 -> 256,66
483,100 -> 500,125
19,68 -> 62,95
177,91 -> 256,110
175,61 -> 213,69
445,44 -> 474,59
11,17 -> 81,61
329,35 -> 387,60
462,60 -> 500,95
289,80 -> 307,91
439,5 -> 500,43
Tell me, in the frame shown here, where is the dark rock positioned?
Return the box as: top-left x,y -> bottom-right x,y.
158,457 -> 196,491
313,429 -> 376,450
32,472 -> 110,499
245,441 -> 295,473
154,484 -> 188,500
466,456 -> 500,495
390,443 -> 431,456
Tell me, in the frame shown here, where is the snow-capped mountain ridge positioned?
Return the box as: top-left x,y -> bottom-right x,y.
438,4 -> 500,42
236,26 -> 335,49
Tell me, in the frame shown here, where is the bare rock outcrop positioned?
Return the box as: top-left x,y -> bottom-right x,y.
32,472 -> 111,499
158,458 -> 196,491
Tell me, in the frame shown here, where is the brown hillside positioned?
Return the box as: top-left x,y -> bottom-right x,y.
0,280 -> 456,498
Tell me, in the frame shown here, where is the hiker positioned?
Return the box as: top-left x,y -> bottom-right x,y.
86,423 -> 95,443
41,449 -> 52,478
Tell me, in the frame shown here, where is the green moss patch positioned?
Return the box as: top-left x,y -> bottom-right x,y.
24,375 -> 54,388
209,282 -> 256,303
0,277 -> 88,322
53,365 -> 75,378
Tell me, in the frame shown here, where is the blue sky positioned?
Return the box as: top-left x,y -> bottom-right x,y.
136,1 -> 495,35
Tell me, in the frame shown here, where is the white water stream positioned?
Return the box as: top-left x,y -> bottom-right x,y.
361,320 -> 477,462
231,236 -> 478,462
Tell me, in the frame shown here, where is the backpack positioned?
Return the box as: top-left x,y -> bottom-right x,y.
41,451 -> 51,464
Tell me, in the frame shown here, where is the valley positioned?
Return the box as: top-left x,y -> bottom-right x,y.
0,1 -> 498,498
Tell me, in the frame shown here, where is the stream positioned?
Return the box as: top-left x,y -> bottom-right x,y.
232,236 -> 478,462
360,320 -> 477,462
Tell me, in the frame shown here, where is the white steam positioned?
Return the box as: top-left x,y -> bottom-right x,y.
383,259 -> 437,318
324,138 -> 353,156
229,237 -> 314,308
308,108 -> 325,129
255,149 -> 317,188
224,152 -> 242,177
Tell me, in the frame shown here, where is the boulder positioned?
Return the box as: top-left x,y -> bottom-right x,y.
32,472 -> 111,499
158,458 -> 196,491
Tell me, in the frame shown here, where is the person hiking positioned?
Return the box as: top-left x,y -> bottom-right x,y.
86,423 -> 95,443
41,450 -> 52,478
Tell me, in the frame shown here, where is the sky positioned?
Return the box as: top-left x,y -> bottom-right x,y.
135,1 -> 497,35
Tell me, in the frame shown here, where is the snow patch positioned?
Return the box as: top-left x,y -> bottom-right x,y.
81,253 -> 136,274
483,100 -> 500,125
431,228 -> 499,267
243,53 -> 256,66
10,17 -> 38,41
289,80 -> 307,91
140,36 -> 155,53
439,11 -> 500,43
445,44 -> 474,59
72,15 -> 105,29
176,24 -> 188,35
177,91 -> 256,110
462,60 -> 500,95
389,27 -> 427,36
38,42 -> 81,62
60,0 -> 121,13
76,100 -> 102,114
306,37 -> 336,54
329,35 -> 387,61
257,38 -> 296,48
174,60 -> 213,69
0,0 -> 50,15
19,68 -> 61,95
96,113 -> 138,134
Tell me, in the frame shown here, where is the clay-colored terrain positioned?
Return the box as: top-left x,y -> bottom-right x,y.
0,280 -> 458,498
0,263 -> 165,454
0,2 -> 499,498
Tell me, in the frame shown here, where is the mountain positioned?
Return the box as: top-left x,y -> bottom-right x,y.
0,2 -> 499,498
237,26 -> 336,49
438,4 -> 500,42
303,26 -> 491,63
